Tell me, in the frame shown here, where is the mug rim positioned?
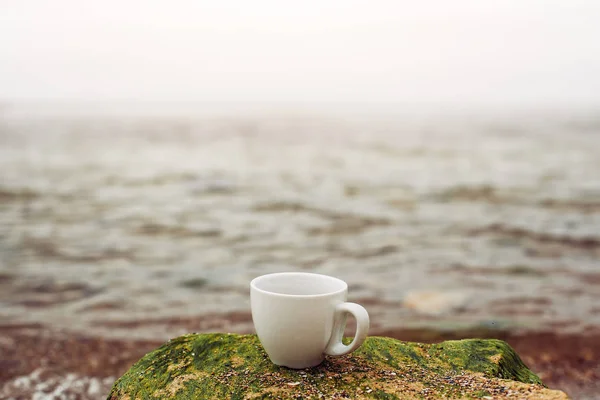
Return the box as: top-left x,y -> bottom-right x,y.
251,272 -> 347,298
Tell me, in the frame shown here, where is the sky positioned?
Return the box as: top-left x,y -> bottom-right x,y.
1,0 -> 600,109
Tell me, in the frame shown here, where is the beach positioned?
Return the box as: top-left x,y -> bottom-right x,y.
1,111 -> 599,398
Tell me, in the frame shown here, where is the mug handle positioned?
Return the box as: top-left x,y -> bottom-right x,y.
324,302 -> 370,356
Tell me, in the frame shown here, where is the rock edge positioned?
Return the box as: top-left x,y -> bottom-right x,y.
108,333 -> 569,399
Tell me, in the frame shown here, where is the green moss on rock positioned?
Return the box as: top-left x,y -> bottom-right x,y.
108,334 -> 568,399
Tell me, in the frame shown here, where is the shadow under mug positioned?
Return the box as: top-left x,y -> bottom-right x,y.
250,272 -> 370,369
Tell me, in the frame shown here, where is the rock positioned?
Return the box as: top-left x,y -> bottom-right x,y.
108,333 -> 568,399
189,177 -> 236,195
403,290 -> 470,316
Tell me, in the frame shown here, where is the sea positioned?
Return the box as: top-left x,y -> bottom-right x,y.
1,102 -> 599,340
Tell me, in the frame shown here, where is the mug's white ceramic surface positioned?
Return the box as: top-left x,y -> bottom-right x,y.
250,272 -> 369,369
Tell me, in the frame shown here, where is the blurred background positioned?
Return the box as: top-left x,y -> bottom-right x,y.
1,1 -> 599,399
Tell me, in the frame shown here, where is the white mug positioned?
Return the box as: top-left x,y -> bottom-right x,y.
250,272 -> 370,369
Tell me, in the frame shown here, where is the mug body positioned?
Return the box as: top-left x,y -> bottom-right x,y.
250,272 -> 348,368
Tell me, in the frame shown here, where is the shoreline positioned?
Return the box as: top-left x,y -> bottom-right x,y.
1,323 -> 598,399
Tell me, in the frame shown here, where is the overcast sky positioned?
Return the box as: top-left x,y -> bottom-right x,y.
1,0 -> 600,108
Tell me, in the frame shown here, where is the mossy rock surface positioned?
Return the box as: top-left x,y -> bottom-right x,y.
108,333 -> 568,399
